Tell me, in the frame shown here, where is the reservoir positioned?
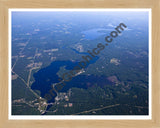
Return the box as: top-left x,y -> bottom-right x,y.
31,49 -> 112,103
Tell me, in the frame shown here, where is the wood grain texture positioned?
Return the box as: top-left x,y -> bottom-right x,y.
0,0 -> 160,128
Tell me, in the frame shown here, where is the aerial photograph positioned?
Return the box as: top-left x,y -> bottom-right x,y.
11,10 -> 150,117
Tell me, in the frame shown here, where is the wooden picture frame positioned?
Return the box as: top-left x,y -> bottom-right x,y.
0,0 -> 160,127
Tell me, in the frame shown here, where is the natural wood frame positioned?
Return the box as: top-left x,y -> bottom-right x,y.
0,0 -> 160,127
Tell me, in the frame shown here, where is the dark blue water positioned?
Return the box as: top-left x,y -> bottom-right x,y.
31,61 -> 78,102
31,47 -> 113,108
31,48 -> 104,102
31,59 -> 112,100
